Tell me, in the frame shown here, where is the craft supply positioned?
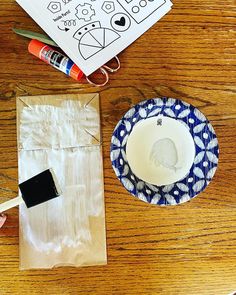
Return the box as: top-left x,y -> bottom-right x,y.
17,94 -> 106,269
28,39 -> 84,81
14,28 -> 120,86
0,169 -> 61,212
111,98 -> 219,206
28,38 -> 113,86
14,28 -> 121,73
16,0 -> 173,76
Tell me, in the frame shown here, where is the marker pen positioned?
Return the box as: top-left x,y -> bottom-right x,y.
28,39 -> 84,81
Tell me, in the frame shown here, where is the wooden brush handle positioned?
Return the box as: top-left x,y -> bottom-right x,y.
0,196 -> 24,212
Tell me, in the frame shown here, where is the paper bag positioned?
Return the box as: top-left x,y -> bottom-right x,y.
17,93 -> 107,269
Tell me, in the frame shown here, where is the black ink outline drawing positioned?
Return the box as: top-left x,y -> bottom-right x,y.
110,13 -> 131,32
57,25 -> 70,32
116,0 -> 166,24
62,0 -> 72,4
75,3 -> 95,22
73,21 -> 120,60
62,19 -> 77,26
47,1 -> 62,14
101,1 -> 116,14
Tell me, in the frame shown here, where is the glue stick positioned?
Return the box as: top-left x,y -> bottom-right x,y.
28,39 -> 84,81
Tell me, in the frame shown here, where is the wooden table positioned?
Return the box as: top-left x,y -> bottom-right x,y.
0,1 -> 236,294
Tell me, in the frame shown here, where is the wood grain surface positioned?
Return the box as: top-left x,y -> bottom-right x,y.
0,0 -> 236,294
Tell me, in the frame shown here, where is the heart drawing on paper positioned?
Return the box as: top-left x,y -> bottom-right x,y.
115,17 -> 126,27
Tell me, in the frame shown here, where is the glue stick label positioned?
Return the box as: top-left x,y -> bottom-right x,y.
40,46 -> 73,75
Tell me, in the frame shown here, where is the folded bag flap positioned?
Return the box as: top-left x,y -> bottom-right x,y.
17,93 -> 101,150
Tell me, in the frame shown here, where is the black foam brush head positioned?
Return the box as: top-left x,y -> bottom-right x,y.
19,169 -> 61,208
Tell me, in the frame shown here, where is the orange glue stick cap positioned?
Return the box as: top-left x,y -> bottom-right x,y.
28,39 -> 46,58
70,64 -> 84,81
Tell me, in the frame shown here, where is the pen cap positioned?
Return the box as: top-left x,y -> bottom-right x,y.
28,39 -> 46,59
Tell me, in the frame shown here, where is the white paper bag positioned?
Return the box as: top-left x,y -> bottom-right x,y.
17,93 -> 107,269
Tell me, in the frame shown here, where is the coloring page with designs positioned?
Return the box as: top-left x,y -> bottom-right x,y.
16,0 -> 173,76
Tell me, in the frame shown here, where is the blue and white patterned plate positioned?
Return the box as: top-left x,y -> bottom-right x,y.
110,98 -> 219,206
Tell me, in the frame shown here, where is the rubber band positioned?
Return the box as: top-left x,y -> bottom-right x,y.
0,213 -> 6,228
86,67 -> 109,87
103,56 -> 121,73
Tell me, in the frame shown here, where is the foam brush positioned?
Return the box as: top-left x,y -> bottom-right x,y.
0,169 -> 61,212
